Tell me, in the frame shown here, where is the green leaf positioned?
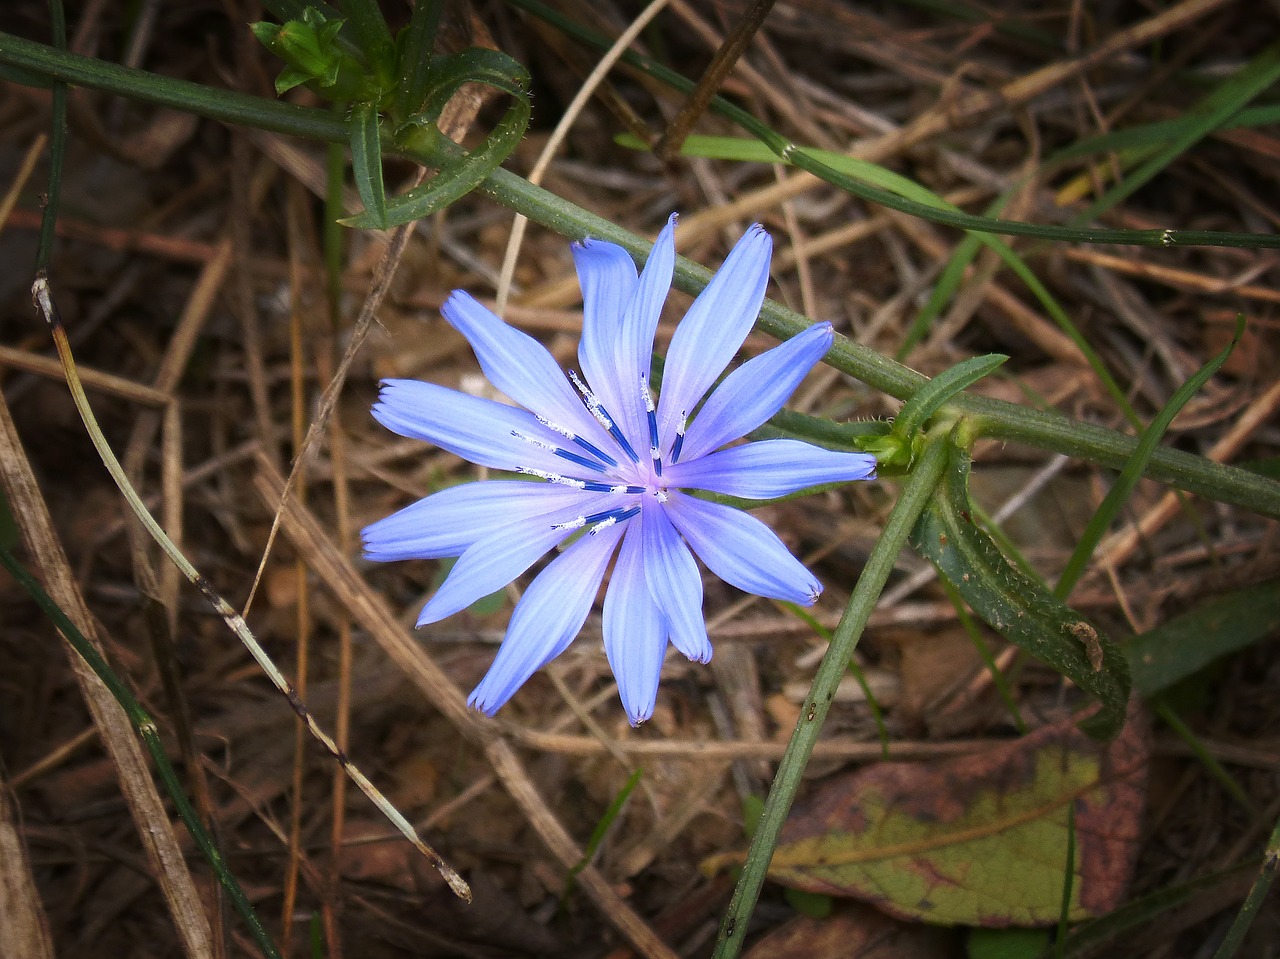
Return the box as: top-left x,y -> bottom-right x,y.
910,444 -> 1130,739
767,712 -> 1146,925
349,100 -> 388,229
1126,579 -> 1280,697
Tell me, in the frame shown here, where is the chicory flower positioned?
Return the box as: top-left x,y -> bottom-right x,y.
363,215 -> 876,723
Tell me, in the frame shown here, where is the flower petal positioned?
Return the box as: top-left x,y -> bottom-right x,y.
679,322 -> 834,461
665,439 -> 876,499
664,492 -> 821,605
573,238 -> 637,421
443,291 -> 612,448
416,493 -> 621,625
641,502 -> 711,663
468,521 -> 625,716
362,481 -> 598,562
374,379 -> 571,474
657,224 -> 771,449
614,214 -> 677,446
603,521 -> 669,724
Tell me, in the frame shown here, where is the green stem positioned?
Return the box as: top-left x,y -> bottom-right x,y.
712,434 -> 949,958
2,31 -> 1278,520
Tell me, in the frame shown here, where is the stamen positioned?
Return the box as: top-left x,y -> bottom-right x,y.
670,412 -> 687,464
587,504 -> 641,535
551,516 -> 587,532
535,414 -> 574,440
641,376 -> 662,477
654,489 -> 669,504
570,369 -> 639,464
516,467 -> 586,490
512,429 -> 605,474
582,482 -> 645,494
569,370 -> 612,429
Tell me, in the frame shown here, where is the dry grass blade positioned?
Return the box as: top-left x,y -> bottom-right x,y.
0,391 -> 215,959
0,776 -> 54,959
27,275 -> 471,904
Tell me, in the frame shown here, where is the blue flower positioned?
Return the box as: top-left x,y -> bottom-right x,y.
363,215 -> 876,724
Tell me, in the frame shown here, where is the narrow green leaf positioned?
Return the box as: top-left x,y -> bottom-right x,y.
333,0 -> 395,84
348,100 -> 388,228
395,0 -> 444,119
1074,44 -> 1280,225
1049,862 -> 1257,957
1055,315 -> 1245,599
563,768 -> 643,897
893,353 -> 1008,442
910,444 -> 1130,739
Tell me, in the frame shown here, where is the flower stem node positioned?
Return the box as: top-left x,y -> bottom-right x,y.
363,215 -> 877,723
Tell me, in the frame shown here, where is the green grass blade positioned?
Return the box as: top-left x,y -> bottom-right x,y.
1055,316 -> 1244,600
1073,44 -> 1280,225
0,546 -> 283,959
1212,814 -> 1280,958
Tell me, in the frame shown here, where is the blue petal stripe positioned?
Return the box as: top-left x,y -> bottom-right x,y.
641,502 -> 711,664
416,495 -> 625,626
442,292 -> 616,450
573,238 -> 637,428
679,323 -> 834,461
664,492 -> 822,606
468,522 -> 625,716
361,481 -> 597,562
603,521 -> 669,725
657,225 -> 771,451
374,379 -> 571,474
664,439 -> 876,499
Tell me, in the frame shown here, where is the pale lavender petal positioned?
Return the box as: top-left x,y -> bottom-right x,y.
468,521 -> 626,716
362,481 -> 598,562
573,238 -> 637,422
679,323 -> 834,461
657,225 -> 771,450
665,440 -> 876,499
416,493 -> 622,625
614,214 -> 677,446
443,291 -> 614,449
664,492 -> 821,605
603,521 -> 669,724
374,379 -> 570,474
641,502 -> 711,663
